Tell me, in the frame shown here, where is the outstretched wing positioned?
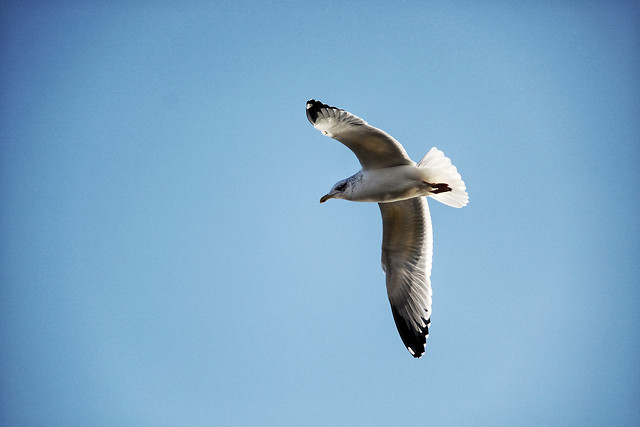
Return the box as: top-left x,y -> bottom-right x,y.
379,197 -> 433,358
306,99 -> 413,170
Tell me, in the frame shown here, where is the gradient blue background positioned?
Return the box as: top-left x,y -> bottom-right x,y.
2,1 -> 639,425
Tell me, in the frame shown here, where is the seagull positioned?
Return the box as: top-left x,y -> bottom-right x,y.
306,99 -> 468,358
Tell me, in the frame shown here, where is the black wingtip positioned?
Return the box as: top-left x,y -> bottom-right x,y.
306,99 -> 343,125
391,305 -> 430,358
306,99 -> 321,125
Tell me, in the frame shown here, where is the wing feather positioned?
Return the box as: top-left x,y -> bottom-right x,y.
306,99 -> 413,170
379,197 -> 433,358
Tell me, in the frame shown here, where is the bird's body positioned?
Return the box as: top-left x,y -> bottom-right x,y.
306,99 -> 468,358
324,165 -> 454,203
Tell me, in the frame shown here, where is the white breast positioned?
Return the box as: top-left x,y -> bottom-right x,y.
349,166 -> 426,203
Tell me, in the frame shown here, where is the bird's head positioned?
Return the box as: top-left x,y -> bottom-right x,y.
320,179 -> 351,203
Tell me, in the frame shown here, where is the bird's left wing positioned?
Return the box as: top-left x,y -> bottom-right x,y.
306,99 -> 413,170
379,197 -> 433,358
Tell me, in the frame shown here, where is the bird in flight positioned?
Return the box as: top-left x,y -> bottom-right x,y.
306,99 -> 468,358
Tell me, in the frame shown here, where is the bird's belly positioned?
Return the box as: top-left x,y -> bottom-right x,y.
352,186 -> 429,202
350,167 -> 431,202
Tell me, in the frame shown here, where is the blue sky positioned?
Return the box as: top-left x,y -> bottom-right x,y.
1,1 -> 639,425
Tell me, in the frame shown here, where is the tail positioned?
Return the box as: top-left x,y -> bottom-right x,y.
417,147 -> 468,208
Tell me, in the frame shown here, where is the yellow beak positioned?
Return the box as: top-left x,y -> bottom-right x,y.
319,193 -> 333,203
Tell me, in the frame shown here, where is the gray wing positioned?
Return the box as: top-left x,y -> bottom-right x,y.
306,99 -> 413,170
379,197 -> 433,358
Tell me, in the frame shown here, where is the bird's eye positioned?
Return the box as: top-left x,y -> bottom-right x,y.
336,182 -> 347,192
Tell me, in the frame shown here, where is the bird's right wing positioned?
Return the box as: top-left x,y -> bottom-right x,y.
379,197 -> 433,358
306,99 -> 413,170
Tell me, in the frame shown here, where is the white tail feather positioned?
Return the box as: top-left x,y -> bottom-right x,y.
417,147 -> 468,208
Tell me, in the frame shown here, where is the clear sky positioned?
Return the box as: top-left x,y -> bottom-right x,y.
1,1 -> 639,425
